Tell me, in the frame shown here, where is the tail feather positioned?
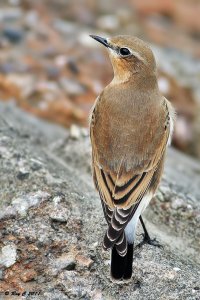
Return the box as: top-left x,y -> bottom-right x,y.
111,245 -> 127,280
123,244 -> 134,280
111,243 -> 134,280
115,232 -> 127,256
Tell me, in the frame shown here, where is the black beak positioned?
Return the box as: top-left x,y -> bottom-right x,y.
89,35 -> 110,48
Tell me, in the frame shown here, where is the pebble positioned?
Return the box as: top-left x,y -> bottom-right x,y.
80,127 -> 89,137
0,8 -> 22,22
58,270 -> 77,283
12,197 -> 29,215
45,65 -> 60,79
59,78 -> 85,97
12,191 -> 50,215
30,158 -> 43,171
20,269 -> 37,282
159,185 -> 172,200
104,259 -> 110,266
0,269 -> 4,280
91,242 -> 98,248
96,15 -> 120,32
9,0 -> 21,6
164,270 -> 176,280
171,197 -> 185,209
52,196 -> 62,206
75,254 -> 93,268
156,190 -> 165,202
37,275 -> 46,284
69,124 -> 81,139
44,172 -> 63,185
50,207 -> 70,223
3,27 -> 24,43
187,204 -> 193,210
0,244 -> 17,268
17,168 -> 29,180
173,267 -> 181,272
54,253 -> 76,271
90,289 -> 104,300
24,10 -> 39,28
54,19 -> 77,35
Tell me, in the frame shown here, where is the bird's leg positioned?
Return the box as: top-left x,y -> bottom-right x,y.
137,216 -> 163,248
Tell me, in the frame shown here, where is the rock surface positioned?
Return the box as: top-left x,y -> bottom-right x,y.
0,102 -> 199,300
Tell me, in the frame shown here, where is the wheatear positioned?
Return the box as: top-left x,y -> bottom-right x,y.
89,35 -> 175,281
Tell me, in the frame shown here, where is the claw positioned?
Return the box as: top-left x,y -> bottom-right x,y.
136,233 -> 163,249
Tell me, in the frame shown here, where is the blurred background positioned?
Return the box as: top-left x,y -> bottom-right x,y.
0,0 -> 200,159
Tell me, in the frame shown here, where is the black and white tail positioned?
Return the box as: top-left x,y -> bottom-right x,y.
111,243 -> 134,280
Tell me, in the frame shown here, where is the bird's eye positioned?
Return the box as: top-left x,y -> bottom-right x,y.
119,48 -> 131,56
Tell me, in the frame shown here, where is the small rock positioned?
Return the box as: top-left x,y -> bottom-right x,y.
80,127 -> 89,137
171,197 -> 185,209
11,197 -> 29,215
159,185 -> 172,200
58,270 -> 77,281
50,207 -> 70,223
17,168 -> 29,180
70,124 -> 81,139
24,10 -> 39,28
0,244 -> 17,268
12,191 -> 50,215
187,204 -> 193,210
30,158 -> 43,171
44,172 -> 63,185
54,19 -> 77,35
55,55 -> 68,68
52,196 -> 62,206
96,15 -> 120,32
104,259 -> 110,266
0,269 -> 4,280
20,269 -> 37,282
45,65 -> 60,79
164,270 -> 176,280
37,275 -> 46,284
173,267 -> 181,272
117,9 -> 132,25
54,253 -> 76,271
0,8 -> 22,22
90,289 -> 104,300
156,190 -> 165,202
91,242 -> 98,249
59,78 -> 85,96
75,254 -> 93,268
3,27 -> 24,43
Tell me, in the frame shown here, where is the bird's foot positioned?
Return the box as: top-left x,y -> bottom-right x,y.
136,234 -> 163,249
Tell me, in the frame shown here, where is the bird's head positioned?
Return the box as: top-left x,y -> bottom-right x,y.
90,35 -> 157,84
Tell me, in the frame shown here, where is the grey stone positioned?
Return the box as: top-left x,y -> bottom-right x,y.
0,8 -> 22,22
17,168 -> 29,180
0,244 -> 17,268
53,253 -> 76,271
171,197 -> 186,209
0,269 -> 3,280
50,207 -> 70,223
59,78 -> 86,96
96,15 -> 120,32
3,27 -> 24,43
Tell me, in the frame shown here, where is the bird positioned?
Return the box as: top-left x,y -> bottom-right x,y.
89,35 -> 175,281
